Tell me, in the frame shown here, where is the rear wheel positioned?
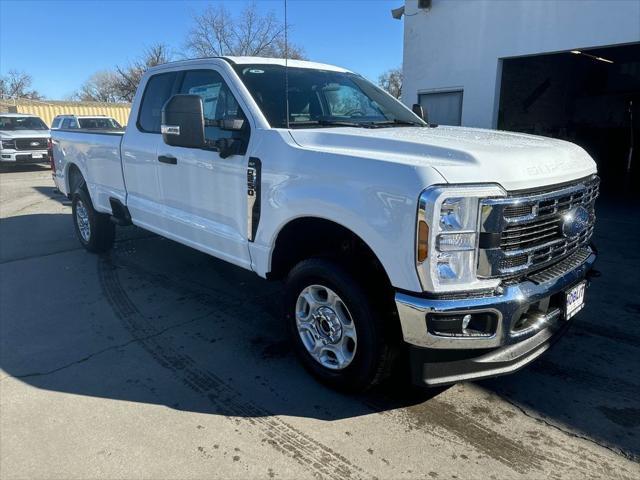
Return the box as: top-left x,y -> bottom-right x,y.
284,258 -> 396,392
72,188 -> 115,253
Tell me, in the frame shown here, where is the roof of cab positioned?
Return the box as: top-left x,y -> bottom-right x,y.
147,56 -> 351,74
225,56 -> 350,72
54,114 -> 110,118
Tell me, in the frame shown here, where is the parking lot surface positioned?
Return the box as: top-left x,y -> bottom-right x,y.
1,166 -> 639,479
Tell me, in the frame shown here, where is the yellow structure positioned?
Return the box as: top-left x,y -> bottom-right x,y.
0,98 -> 131,128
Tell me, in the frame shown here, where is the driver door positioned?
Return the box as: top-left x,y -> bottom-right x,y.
156,68 -> 252,269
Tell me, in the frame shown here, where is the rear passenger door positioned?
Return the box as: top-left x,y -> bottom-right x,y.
155,68 -> 252,269
121,70 -> 179,230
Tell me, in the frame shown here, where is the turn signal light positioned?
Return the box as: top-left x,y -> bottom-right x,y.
417,220 -> 429,262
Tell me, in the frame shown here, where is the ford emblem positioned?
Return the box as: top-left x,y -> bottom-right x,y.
562,206 -> 590,238
30,141 -> 40,146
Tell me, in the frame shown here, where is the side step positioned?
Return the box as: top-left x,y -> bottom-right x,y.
109,197 -> 132,226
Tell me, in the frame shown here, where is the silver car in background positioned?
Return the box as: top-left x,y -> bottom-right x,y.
51,115 -> 123,131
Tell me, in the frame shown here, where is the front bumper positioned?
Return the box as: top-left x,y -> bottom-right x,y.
396,248 -> 596,386
0,149 -> 49,164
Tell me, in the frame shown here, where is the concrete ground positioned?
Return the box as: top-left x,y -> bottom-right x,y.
1,165 -> 638,480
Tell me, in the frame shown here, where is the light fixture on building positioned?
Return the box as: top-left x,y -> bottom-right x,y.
391,6 -> 405,19
570,49 -> 614,64
392,0 -> 431,19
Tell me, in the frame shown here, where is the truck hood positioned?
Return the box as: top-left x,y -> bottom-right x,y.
289,126 -> 597,191
0,130 -> 50,139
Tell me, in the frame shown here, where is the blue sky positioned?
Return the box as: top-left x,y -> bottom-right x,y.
0,0 -> 404,99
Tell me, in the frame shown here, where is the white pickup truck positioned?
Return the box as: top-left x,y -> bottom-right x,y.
0,113 -> 51,165
51,57 -> 599,391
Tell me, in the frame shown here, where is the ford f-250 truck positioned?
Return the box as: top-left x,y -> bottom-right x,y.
51,57 -> 599,391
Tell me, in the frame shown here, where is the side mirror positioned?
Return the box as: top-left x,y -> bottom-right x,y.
161,94 -> 206,148
412,103 -> 428,123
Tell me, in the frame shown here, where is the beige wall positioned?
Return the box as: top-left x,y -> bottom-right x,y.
0,100 -> 131,127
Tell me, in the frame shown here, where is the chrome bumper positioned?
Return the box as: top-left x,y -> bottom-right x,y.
0,150 -> 49,163
397,249 -> 596,387
396,249 -> 596,350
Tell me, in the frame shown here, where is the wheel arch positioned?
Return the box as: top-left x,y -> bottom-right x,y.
268,216 -> 394,293
65,162 -> 86,195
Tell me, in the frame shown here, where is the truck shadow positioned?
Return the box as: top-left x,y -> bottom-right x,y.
31,185 -> 71,206
0,208 -> 638,460
0,164 -> 50,174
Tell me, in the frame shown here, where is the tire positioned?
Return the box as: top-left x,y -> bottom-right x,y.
72,187 -> 115,253
284,258 -> 396,392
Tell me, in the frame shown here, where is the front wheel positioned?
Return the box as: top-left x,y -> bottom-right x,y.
72,188 -> 115,253
284,258 -> 396,392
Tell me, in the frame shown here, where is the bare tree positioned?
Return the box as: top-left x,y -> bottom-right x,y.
72,71 -> 121,103
0,70 -> 42,100
378,67 -> 403,99
113,43 -> 173,102
185,2 -> 305,59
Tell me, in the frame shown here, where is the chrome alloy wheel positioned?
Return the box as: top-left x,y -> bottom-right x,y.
76,200 -> 91,242
295,284 -> 357,370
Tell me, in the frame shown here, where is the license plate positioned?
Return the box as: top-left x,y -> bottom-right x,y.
565,281 -> 587,320
32,153 -> 43,159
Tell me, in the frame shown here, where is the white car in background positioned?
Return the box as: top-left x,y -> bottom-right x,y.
0,113 -> 50,165
50,115 -> 123,131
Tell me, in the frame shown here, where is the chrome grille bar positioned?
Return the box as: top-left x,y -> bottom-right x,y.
478,176 -> 599,278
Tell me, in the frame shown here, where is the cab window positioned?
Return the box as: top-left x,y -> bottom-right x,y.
62,118 -> 78,129
178,69 -> 248,144
138,71 -> 179,133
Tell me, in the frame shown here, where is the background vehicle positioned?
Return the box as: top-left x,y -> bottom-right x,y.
50,57 -> 598,392
51,114 -> 123,130
0,113 -> 50,165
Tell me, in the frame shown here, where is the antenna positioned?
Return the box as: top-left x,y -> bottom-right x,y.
284,0 -> 290,129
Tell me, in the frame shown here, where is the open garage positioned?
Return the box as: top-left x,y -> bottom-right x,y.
498,42 -> 640,197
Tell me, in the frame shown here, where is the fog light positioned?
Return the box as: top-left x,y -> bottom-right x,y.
427,312 -> 497,337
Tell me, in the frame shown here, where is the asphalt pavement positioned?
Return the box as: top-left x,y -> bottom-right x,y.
1,165 -> 638,479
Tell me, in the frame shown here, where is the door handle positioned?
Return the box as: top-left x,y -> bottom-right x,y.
158,155 -> 177,165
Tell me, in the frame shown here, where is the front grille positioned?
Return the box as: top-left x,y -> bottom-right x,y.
478,176 -> 599,278
15,138 -> 47,150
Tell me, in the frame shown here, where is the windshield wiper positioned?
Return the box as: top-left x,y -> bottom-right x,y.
370,119 -> 425,127
289,119 -> 374,129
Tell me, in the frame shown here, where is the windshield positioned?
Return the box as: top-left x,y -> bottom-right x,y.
0,116 -> 48,131
78,117 -> 122,129
233,64 -> 425,129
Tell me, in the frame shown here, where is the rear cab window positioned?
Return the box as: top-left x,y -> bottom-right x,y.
137,71 -> 179,133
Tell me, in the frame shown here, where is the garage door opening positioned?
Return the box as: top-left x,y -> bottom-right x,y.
498,43 -> 640,198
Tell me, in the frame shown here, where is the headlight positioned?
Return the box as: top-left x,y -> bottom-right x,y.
1,139 -> 15,150
416,185 -> 506,293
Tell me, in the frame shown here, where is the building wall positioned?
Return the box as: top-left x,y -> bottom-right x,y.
402,0 -> 640,128
0,100 -> 131,127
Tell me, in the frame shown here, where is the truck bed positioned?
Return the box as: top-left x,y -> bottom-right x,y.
51,129 -> 126,214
